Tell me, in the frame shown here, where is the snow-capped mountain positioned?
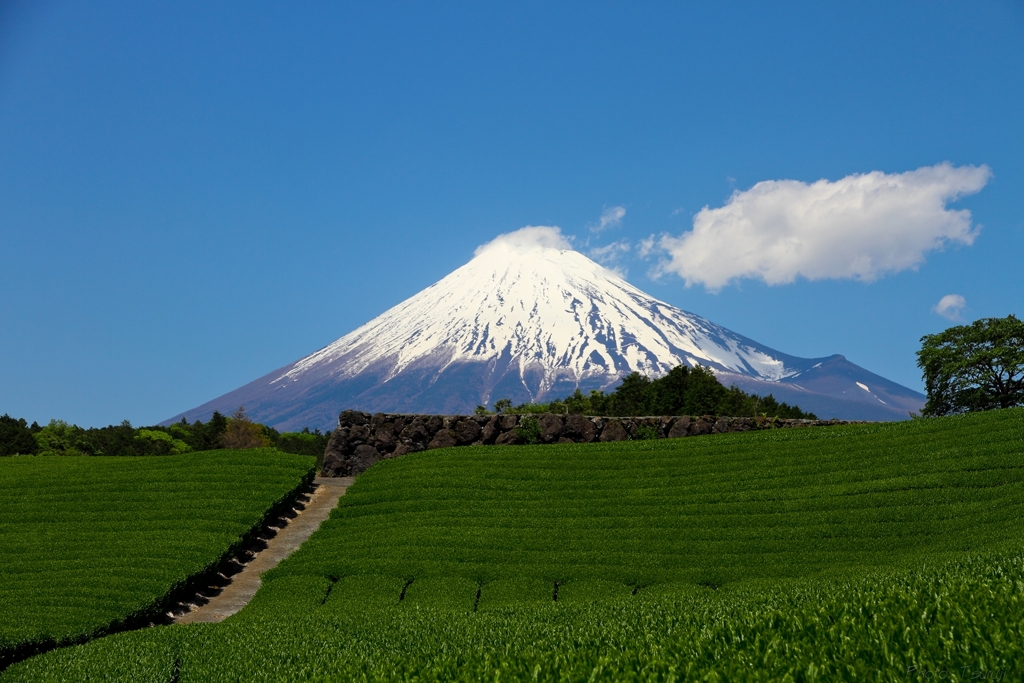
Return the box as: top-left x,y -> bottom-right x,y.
167,227 -> 924,430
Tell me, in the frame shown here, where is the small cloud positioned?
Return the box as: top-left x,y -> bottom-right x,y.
933,294 -> 967,321
637,235 -> 656,259
590,206 -> 626,233
474,225 -> 572,257
655,163 -> 992,291
588,239 -> 631,266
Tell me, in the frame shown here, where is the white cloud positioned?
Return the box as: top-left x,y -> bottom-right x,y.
588,239 -> 631,266
934,294 -> 967,321
656,163 -> 992,290
637,234 -> 656,259
474,225 -> 572,257
590,206 -> 626,233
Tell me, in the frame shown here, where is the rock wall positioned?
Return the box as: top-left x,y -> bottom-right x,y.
321,410 -> 864,477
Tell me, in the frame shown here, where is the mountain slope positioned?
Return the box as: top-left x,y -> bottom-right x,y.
167,227 -> 924,430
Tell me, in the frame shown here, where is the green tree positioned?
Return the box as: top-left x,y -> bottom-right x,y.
492,398 -> 512,414
917,315 -> 1024,416
192,411 -> 229,450
76,420 -> 137,456
610,372 -> 655,416
34,420 -> 86,456
135,429 -> 192,455
681,365 -> 727,415
0,414 -> 39,456
277,431 -> 327,456
495,362 -> 815,420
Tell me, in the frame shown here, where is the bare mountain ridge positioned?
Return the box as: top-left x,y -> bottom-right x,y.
167,228 -> 924,430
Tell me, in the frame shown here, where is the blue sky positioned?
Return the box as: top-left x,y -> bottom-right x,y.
2,1 -> 1022,428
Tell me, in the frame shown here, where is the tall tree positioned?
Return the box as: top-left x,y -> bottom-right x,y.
917,315 -> 1024,416
221,406 -> 269,449
196,411 -> 229,450
0,414 -> 39,456
612,372 -> 655,416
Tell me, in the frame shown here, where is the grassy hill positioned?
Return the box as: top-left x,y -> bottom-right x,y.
0,449 -> 315,668
3,410 -> 1023,681
283,410 -> 1024,584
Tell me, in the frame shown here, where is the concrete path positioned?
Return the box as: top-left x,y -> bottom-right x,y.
176,476 -> 353,624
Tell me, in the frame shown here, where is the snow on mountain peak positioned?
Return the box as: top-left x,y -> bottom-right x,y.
273,226 -> 797,402
166,226 -> 927,428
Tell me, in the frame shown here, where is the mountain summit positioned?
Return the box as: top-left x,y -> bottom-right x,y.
168,227 -> 924,430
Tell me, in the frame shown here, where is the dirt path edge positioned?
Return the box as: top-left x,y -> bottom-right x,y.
175,476 -> 353,623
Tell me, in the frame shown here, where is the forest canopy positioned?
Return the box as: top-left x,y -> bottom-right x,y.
0,408 -> 331,462
482,364 -> 817,420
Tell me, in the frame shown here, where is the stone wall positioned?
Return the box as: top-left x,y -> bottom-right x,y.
321,410 -> 863,477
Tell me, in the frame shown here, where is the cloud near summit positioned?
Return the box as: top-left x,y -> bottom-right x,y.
657,163 -> 992,290
474,226 -> 573,257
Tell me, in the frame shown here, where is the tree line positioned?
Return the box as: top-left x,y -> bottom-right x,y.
480,364 -> 818,420
0,407 -> 331,461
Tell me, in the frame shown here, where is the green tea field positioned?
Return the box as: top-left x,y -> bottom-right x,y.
3,410 -> 1024,681
0,449 -> 315,668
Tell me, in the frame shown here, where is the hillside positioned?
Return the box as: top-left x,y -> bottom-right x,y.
6,409 -> 1023,681
280,407 -> 1024,583
0,450 -> 315,669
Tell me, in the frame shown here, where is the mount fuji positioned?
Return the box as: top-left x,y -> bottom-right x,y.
167,227 -> 924,431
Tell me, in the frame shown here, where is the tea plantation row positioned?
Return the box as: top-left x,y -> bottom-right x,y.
0,449 -> 315,667
7,549 -> 1022,681
4,409 -> 1023,680
283,408 -> 1024,585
